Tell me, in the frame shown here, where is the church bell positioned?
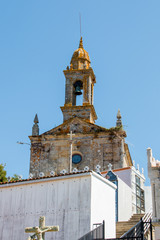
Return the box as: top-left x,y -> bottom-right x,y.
75,85 -> 82,95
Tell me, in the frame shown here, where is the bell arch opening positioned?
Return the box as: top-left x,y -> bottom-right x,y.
73,80 -> 83,106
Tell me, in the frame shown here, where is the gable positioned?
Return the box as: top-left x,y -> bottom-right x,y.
39,117 -> 124,136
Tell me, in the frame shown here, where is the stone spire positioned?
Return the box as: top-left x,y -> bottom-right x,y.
32,114 -> 39,136
79,36 -> 83,48
116,109 -> 122,127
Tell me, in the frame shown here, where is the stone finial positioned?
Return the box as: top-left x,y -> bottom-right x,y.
108,163 -> 112,171
34,114 -> 39,124
147,147 -> 152,158
116,109 -> 122,127
79,36 -> 83,48
32,114 -> 39,136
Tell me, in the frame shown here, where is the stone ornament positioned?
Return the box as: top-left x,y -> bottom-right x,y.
39,172 -> 44,177
25,216 -> 59,240
108,163 -> 112,171
72,168 -> 78,173
50,171 -> 55,176
84,166 -> 89,171
60,169 -> 67,175
29,173 -> 33,179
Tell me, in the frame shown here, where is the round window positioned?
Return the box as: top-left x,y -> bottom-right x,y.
72,154 -> 82,164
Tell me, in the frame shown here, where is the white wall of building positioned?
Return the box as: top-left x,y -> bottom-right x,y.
118,178 -> 132,221
115,166 -> 145,215
91,173 -> 116,238
0,171 -> 116,240
115,168 -> 132,187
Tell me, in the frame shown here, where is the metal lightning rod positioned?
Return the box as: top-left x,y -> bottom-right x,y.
79,13 -> 82,37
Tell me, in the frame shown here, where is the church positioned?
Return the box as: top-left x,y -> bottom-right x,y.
29,37 -> 132,178
0,37 -> 153,240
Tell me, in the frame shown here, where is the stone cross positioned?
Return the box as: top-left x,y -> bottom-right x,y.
25,216 -> 59,240
108,163 -> 112,171
67,131 -> 75,173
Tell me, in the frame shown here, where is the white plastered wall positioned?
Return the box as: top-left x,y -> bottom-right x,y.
0,174 -> 91,240
90,173 -> 116,238
115,168 -> 132,187
0,172 -> 116,240
118,177 -> 132,221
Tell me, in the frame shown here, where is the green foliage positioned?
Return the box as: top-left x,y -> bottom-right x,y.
10,174 -> 19,181
0,163 -> 7,182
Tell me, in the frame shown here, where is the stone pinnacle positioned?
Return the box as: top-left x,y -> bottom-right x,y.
34,114 -> 39,124
79,36 -> 83,48
116,109 -> 122,127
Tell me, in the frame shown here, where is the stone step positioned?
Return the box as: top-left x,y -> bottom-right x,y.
117,222 -> 139,228
117,221 -> 139,225
116,213 -> 144,238
117,224 -> 138,228
129,214 -> 144,221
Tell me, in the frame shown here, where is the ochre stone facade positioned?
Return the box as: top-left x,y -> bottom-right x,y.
62,68 -> 96,123
29,37 -> 133,177
29,118 -> 132,177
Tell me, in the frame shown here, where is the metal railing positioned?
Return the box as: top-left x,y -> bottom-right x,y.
105,218 -> 152,240
79,211 -> 153,240
103,211 -> 152,240
120,210 -> 152,239
120,220 -> 143,239
142,209 -> 152,236
79,221 -> 105,240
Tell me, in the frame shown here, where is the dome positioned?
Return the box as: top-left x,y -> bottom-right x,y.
70,37 -> 91,70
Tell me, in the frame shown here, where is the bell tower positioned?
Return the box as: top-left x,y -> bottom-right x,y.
61,37 -> 97,123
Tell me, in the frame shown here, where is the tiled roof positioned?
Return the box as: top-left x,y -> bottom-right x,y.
0,170 -> 92,185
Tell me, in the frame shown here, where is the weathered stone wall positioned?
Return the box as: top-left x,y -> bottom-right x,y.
62,69 -> 96,123
61,105 -> 97,123
63,69 -> 95,106
147,148 -> 160,239
30,128 -> 130,178
147,148 -> 160,222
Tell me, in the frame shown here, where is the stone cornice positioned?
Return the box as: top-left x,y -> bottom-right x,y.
63,68 -> 96,83
61,104 -> 97,121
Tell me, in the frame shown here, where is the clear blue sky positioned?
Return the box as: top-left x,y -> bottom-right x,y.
0,0 -> 160,185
